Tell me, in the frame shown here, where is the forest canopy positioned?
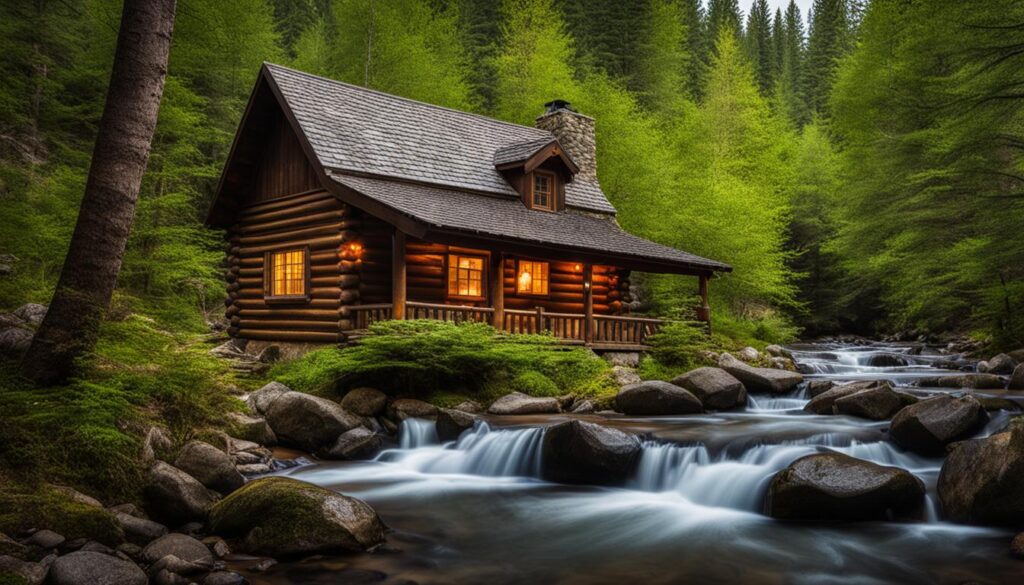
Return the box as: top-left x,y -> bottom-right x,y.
1,0 -> 1022,347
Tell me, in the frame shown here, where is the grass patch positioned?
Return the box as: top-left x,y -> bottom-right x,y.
271,320 -> 616,402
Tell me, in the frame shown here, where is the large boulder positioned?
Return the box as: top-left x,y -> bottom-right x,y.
1009,364 -> 1024,391
0,327 -> 32,357
541,420 -> 642,485
0,555 -> 45,585
866,353 -> 908,367
141,533 -> 214,564
208,476 -> 385,556
388,398 -> 439,420
317,427 -> 384,460
487,392 -> 559,415
340,388 -> 388,417
245,381 -> 291,415
718,353 -> 803,394
804,381 -> 882,415
889,394 -> 987,456
671,367 -> 745,410
832,383 -> 907,420
985,353 -> 1018,376
766,452 -> 925,521
12,303 -> 47,325
143,461 -> 217,525
48,551 -> 147,585
937,423 -> 1024,525
436,408 -> 478,442
264,392 -> 362,452
174,440 -> 245,494
226,412 -> 276,446
806,380 -> 835,397
616,381 -> 703,415
918,374 -> 1005,390
114,512 -> 167,546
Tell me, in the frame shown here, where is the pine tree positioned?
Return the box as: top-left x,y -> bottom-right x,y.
743,0 -> 773,96
775,0 -> 807,125
633,0 -> 690,113
803,0 -> 848,117
706,0 -> 742,47
771,8 -> 784,83
680,0 -> 707,99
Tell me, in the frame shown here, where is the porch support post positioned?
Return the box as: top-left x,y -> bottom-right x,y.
583,264 -> 594,344
392,230 -> 406,320
698,274 -> 711,334
490,252 -> 504,331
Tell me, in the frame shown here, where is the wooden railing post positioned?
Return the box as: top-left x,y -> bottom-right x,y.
490,252 -> 504,331
392,230 -> 406,320
535,306 -> 544,333
583,264 -> 594,344
698,273 -> 711,334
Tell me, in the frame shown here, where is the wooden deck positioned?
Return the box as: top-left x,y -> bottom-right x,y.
347,301 -> 688,350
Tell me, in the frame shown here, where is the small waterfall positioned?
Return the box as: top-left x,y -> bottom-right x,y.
383,421 -> 545,478
747,396 -> 808,411
399,418 -> 439,449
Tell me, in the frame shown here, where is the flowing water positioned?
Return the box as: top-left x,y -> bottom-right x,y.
241,342 -> 1022,585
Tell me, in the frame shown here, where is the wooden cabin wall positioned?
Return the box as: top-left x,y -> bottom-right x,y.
356,214 -> 395,304
224,189 -> 358,342
249,111 -> 319,203
502,260 -> 625,315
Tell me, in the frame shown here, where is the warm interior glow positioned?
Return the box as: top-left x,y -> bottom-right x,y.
573,263 -> 582,272
517,261 -> 549,295
448,254 -> 484,298
271,249 -> 305,296
518,270 -> 532,290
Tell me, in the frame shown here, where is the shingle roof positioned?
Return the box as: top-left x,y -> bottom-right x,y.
266,64 -> 615,213
493,137 -> 558,166
329,172 -> 731,273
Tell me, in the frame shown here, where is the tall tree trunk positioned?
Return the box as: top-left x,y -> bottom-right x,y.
20,0 -> 177,385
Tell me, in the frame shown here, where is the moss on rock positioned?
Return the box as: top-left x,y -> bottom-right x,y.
0,485 -> 123,545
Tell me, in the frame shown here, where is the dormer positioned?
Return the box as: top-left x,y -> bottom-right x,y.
494,136 -> 578,212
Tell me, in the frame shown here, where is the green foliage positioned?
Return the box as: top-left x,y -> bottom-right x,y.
0,484 -> 123,545
272,320 -> 614,400
511,370 -> 560,397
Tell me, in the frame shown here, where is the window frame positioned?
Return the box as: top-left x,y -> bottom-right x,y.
263,246 -> 311,303
445,253 -> 488,302
515,259 -> 551,297
528,170 -> 557,212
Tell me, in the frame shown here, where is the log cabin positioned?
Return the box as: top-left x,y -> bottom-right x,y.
206,63 -> 731,350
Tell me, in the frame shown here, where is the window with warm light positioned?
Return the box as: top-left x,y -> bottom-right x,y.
267,248 -> 307,299
447,254 -> 485,299
531,172 -> 555,211
517,260 -> 549,295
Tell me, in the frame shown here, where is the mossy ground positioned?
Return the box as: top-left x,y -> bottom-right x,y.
0,483 -> 123,545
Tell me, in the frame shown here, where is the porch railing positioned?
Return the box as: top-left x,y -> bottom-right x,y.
592,314 -> 663,346
350,303 -> 393,329
407,301 -> 494,323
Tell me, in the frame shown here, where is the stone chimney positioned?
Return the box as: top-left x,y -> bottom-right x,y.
535,100 -> 597,182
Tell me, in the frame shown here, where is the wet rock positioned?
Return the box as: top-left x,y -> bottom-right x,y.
985,354 -> 1018,375
175,440 -> 245,494
541,420 -> 642,485
142,533 -> 214,565
937,422 -> 1024,525
78,541 -> 113,555
340,388 -> 388,417
611,365 -> 641,386
143,461 -> 217,525
833,383 -> 907,420
616,381 -> 703,415
570,399 -> 595,414
917,374 -> 1006,390
977,396 -> 1021,412
804,381 -> 884,415
13,303 -> 47,325
226,412 -> 276,446
147,554 -> 212,577
1008,348 -> 1024,363
48,551 -> 146,585
0,555 -> 46,585
889,394 -> 987,456
264,392 -> 362,452
1010,364 -> 1024,391
26,529 -> 64,549
202,536 -> 231,559
738,347 -> 761,362
0,327 -> 32,357
719,353 -> 803,394
115,542 -> 142,560
452,400 -> 483,414
204,571 -> 247,585
671,367 -> 745,410
770,357 -> 796,371
152,568 -> 190,585
208,476 -> 385,556
436,409 -> 478,442
766,452 -> 925,521
245,381 -> 291,416
487,392 -> 560,415
387,398 -> 439,420
866,353 -> 908,367
765,345 -> 790,358
806,380 -> 835,398
318,427 -> 384,460
235,463 -> 272,475
114,512 -> 167,546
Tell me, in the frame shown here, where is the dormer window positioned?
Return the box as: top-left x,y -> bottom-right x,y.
530,171 -> 556,211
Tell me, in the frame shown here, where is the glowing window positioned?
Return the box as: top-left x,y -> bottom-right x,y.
448,255 -> 485,298
269,249 -> 306,297
517,260 -> 549,295
532,172 -> 555,210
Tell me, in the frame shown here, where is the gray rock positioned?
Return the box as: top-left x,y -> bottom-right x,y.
616,381 -> 703,415
264,392 -> 362,452
938,422 -> 1024,525
0,327 -> 32,357
26,529 -> 64,549
0,313 -> 24,329
226,412 -> 276,446
79,541 -> 113,555
890,394 -> 986,456
1011,364 -> 1024,391
12,303 -> 47,325
142,533 -> 214,565
570,399 -> 595,414
452,400 -> 483,414
47,551 -> 147,585
141,426 -> 174,465
487,392 -> 560,415
174,440 -> 245,494
115,543 -> 142,559
765,345 -> 790,358
806,380 -> 835,397
143,461 -> 217,525
202,536 -> 230,559
204,571 -> 247,585
738,347 -> 761,362
541,420 -> 642,485
235,463 -> 272,475
50,486 -> 102,508
257,345 -> 281,363
152,568 -> 190,585
0,555 -> 46,585
245,381 -> 291,415
719,353 -> 803,394
918,374 -> 1006,390
611,365 -> 641,386
671,367 -> 745,410
107,503 -> 146,518
766,452 -> 925,521
340,388 -> 388,417
114,512 -> 167,546
986,353 -> 1018,376
436,409 -> 478,442
602,351 -> 640,367
388,398 -> 439,420
866,353 -> 908,367
318,427 -> 384,460
833,383 -> 907,420
147,554 -> 212,576
804,381 -> 884,415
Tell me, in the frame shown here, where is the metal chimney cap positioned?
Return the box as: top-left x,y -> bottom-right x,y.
544,99 -> 574,114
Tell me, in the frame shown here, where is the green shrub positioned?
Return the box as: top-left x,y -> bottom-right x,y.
511,371 -> 560,397
0,484 -> 123,545
271,320 -> 615,400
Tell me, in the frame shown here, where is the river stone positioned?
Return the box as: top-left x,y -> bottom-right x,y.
388,398 -> 439,420
889,394 -> 987,456
804,381 -> 882,415
26,529 -> 64,549
246,381 -> 291,415
0,555 -> 45,585
142,533 -> 213,565
918,374 -> 1005,390
617,381 -> 702,415
765,345 -> 790,358
738,347 -> 761,362
141,426 -> 174,465
143,462 -> 217,525
671,367 -> 745,410
937,422 -> 1024,525
114,512 -> 167,546
225,412 -> 276,446
203,571 -> 247,585
340,388 -> 388,417
452,400 -> 483,414
264,392 -> 362,452
208,476 -> 385,556
13,303 -> 47,325
541,420 -> 642,485
766,452 -> 925,521
436,408 -> 478,442
147,554 -> 211,577
807,380 -> 835,397
174,440 -> 245,494
833,384 -> 907,420
612,365 -> 641,386
1009,364 -> 1024,391
50,486 -> 102,509
570,399 -> 595,414
866,353 -> 908,367
318,427 -> 384,460
48,551 -> 147,585
719,353 -> 803,394
985,353 -> 1018,376
0,327 -> 32,357
487,392 -> 560,415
